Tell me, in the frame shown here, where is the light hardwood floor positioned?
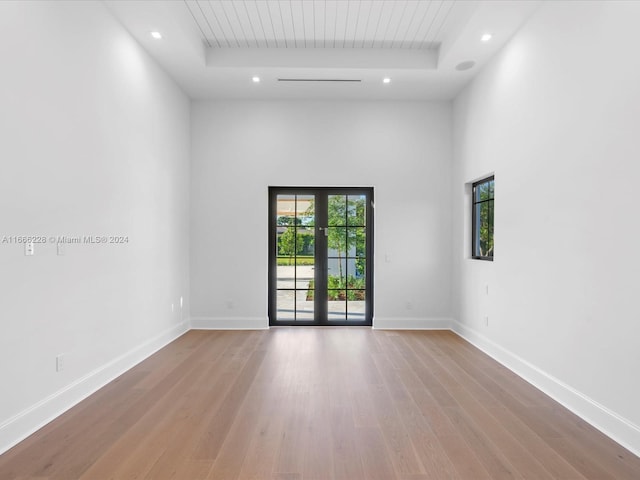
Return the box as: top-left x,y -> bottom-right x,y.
1,328 -> 639,480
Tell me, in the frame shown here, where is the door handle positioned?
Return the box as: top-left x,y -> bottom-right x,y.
318,227 -> 329,236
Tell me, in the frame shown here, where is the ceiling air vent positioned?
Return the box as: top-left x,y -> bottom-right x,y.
277,78 -> 362,82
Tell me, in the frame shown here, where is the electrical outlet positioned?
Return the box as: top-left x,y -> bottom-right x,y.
406,301 -> 413,311
56,354 -> 64,372
25,242 -> 34,256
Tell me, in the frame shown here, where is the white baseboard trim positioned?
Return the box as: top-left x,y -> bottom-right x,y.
373,317 -> 453,330
190,317 -> 269,330
451,320 -> 640,458
0,320 -> 189,456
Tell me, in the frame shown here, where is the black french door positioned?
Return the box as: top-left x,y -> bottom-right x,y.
268,187 -> 373,326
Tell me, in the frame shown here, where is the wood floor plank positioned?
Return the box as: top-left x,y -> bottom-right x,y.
77,335 -> 238,480
81,356 -> 216,479
442,405 -> 523,480
440,343 -> 565,440
236,414 -> 285,480
272,389 -> 310,477
169,460 -> 212,480
301,383 -> 335,480
365,383 -> 424,476
353,426 -> 398,480
452,386 -> 555,480
206,394 -> 262,480
0,371 -> 148,480
406,335 -> 556,479
405,335 -> 501,409
541,405 -> 640,480
272,474 -> 301,480
330,405 -> 366,480
144,365 -> 241,479
544,437 -> 619,480
395,397 -> 461,480
484,405 -> 587,480
404,387 -> 493,480
1,329 -> 639,480
193,334 -> 266,461
237,339 -> 291,480
349,388 -> 379,428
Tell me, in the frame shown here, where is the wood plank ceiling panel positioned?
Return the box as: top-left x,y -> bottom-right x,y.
184,0 -> 459,50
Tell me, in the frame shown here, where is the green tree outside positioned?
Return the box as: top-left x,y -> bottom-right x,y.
475,179 -> 494,257
303,195 -> 366,300
277,215 -> 314,265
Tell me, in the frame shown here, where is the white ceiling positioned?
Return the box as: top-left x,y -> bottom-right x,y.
105,0 -> 541,100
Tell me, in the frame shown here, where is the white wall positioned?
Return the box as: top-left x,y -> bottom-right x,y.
452,0 -> 640,454
191,100 -> 452,329
0,1 -> 190,453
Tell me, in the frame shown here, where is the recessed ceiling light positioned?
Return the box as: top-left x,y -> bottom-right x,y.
383,77 -> 391,84
150,31 -> 162,40
252,76 -> 261,83
481,33 -> 492,42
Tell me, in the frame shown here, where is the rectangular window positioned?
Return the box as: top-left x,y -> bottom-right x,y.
472,176 -> 494,260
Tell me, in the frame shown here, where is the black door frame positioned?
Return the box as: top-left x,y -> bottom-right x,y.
268,186 -> 374,326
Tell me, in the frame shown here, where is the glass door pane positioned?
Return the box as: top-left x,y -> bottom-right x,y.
275,194 -> 315,322
326,194 -> 368,323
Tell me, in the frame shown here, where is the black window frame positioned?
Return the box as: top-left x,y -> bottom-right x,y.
471,175 -> 495,261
